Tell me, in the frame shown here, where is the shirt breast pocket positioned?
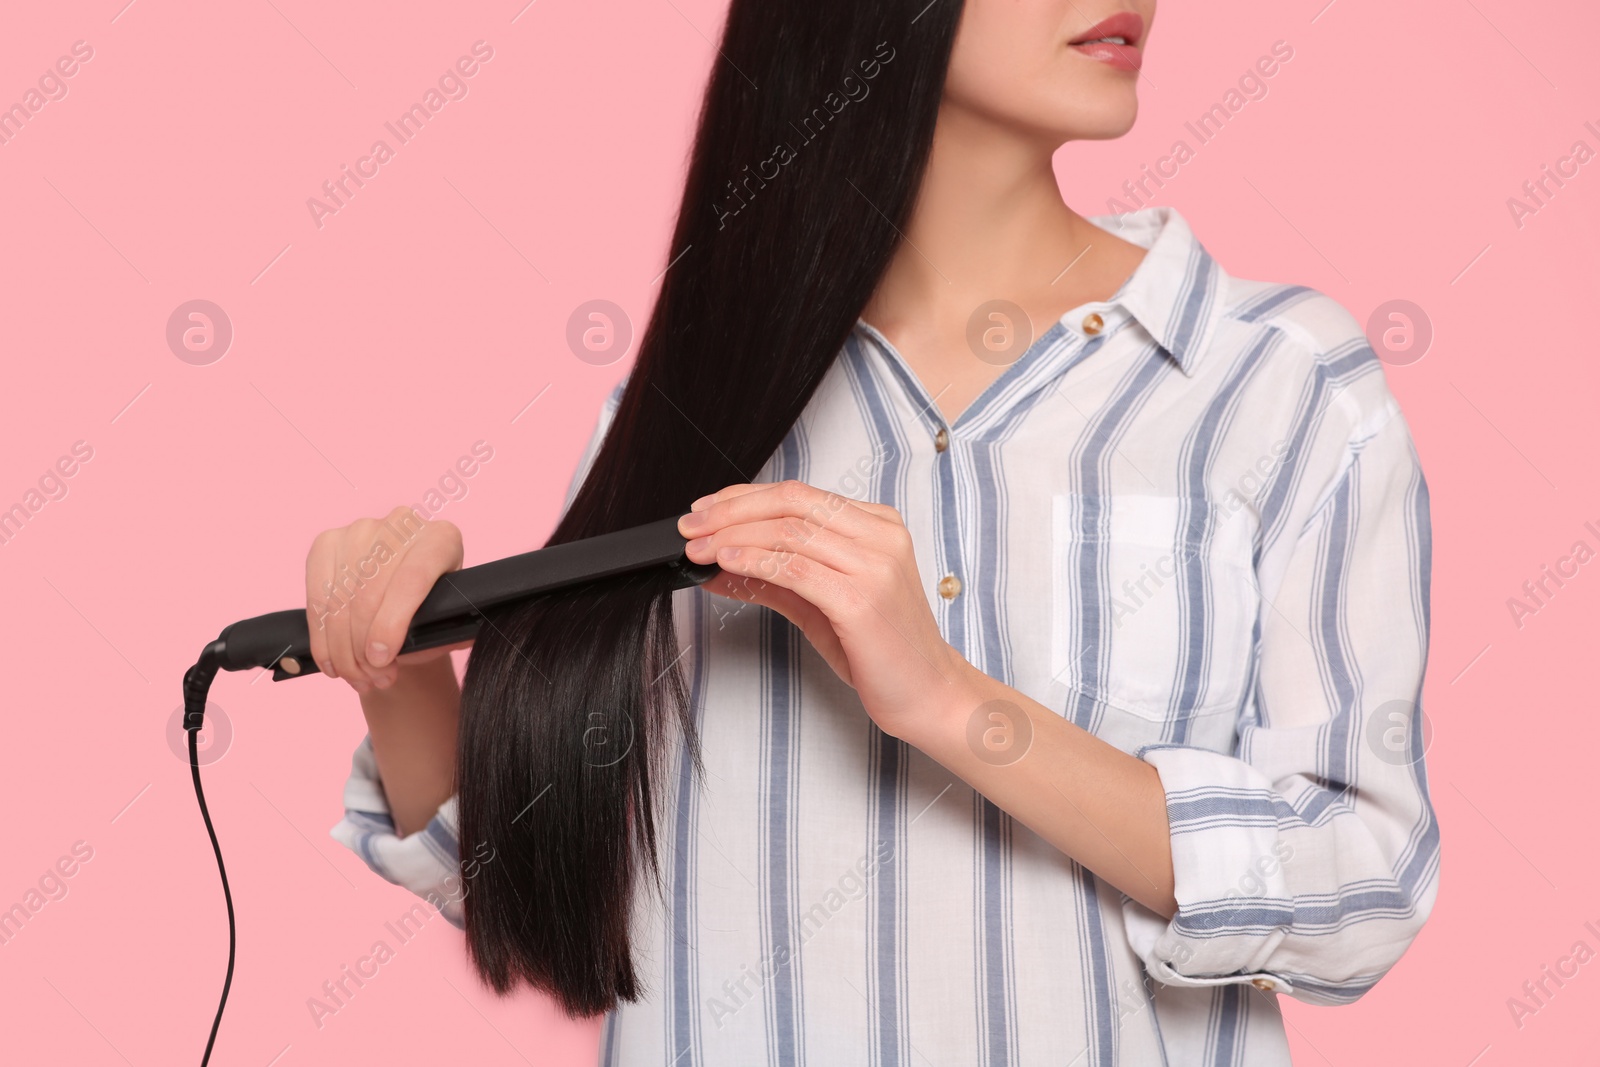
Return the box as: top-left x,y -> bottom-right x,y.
1049,493 -> 1259,728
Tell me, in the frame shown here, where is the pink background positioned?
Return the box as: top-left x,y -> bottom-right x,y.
1,1 -> 1596,1063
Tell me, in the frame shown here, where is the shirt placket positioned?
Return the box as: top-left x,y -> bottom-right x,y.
927,308 -> 1121,669
856,311 -> 1126,670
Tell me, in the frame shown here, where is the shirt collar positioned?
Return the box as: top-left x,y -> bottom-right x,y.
1085,205 -> 1229,378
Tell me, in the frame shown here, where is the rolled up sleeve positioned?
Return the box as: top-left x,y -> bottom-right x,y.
329,736 -> 468,928
1121,373 -> 1441,1006
327,378 -> 628,921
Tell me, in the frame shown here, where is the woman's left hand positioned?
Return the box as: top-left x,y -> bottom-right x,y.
678,479 -> 974,740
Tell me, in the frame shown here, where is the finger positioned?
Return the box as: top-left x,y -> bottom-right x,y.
689,483 -> 761,511
325,538 -> 372,693
703,573 -> 850,682
684,479 -> 879,541
305,530 -> 339,677
721,577 -> 829,642
345,508 -> 412,670
847,499 -> 904,525
693,482 -> 902,526
704,569 -> 786,611
343,520 -> 390,682
686,515 -> 878,579
368,523 -> 463,668
708,541 -> 855,623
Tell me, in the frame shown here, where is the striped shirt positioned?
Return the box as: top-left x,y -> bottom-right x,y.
331,205 -> 1439,1065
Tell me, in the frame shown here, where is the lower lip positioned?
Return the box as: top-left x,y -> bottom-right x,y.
1067,41 -> 1142,73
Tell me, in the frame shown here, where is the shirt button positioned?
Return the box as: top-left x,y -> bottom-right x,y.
1251,978 -> 1275,992
933,427 -> 949,452
937,574 -> 961,599
1081,312 -> 1105,336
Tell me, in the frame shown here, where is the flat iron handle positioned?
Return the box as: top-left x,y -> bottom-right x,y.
211,515 -> 717,680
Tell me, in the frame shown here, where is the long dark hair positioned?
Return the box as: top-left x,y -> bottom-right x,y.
456,0 -> 966,1018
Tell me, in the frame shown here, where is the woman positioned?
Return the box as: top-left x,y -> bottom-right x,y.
312,0 -> 1439,1062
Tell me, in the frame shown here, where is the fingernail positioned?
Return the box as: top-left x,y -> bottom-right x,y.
689,495 -> 713,512
679,511 -> 707,532
686,536 -> 709,554
368,641 -> 390,665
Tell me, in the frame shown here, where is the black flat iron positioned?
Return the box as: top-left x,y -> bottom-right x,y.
178,514 -> 718,1065
185,515 -> 718,696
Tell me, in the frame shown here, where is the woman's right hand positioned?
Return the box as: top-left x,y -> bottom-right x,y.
304,505 -> 469,694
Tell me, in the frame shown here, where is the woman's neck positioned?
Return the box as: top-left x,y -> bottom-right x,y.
861,105 -> 1144,343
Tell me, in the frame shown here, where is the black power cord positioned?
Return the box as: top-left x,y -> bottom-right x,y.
172,518 -> 715,1063
184,645 -> 234,1065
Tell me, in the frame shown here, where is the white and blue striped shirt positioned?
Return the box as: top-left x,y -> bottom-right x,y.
332,205 -> 1439,1065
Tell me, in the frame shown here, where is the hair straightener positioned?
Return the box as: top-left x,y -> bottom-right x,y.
178,515 -> 718,1065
